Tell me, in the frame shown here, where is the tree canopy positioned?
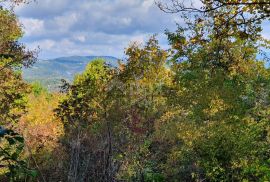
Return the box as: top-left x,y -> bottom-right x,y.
2,0 -> 270,181
0,1 -> 37,180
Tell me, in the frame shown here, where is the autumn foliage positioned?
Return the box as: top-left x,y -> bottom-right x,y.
1,0 -> 270,181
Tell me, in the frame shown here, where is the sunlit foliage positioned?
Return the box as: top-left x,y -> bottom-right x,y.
1,0 -> 270,181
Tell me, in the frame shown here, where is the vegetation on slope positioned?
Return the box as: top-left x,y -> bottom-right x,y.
1,0 -> 270,181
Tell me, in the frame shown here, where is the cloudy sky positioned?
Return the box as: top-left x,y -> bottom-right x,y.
14,0 -> 270,60
14,0 -> 181,59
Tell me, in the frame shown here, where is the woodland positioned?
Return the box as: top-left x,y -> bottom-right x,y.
1,0 -> 270,181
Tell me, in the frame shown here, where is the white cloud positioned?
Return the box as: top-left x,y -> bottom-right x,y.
53,12 -> 79,32
120,17 -> 132,26
28,39 -> 55,50
24,32 -> 169,59
12,0 -> 268,60
20,18 -> 44,36
74,35 -> 86,43
142,0 -> 155,11
15,0 -> 179,58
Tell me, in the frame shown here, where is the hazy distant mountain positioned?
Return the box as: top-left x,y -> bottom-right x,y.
23,56 -> 118,91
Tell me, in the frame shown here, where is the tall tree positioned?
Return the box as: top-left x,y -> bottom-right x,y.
56,37 -> 170,181
152,1 -> 270,181
113,37 -> 170,181
0,1 -> 37,180
57,59 -> 117,182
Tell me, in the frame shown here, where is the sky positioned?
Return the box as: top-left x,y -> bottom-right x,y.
14,0 -> 182,59
13,0 -> 270,60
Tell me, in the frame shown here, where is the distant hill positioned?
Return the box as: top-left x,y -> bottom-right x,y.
23,56 -> 118,91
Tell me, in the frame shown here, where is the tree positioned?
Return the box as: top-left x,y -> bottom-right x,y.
56,59 -> 117,182
0,1 -> 37,179
56,37 -> 170,181
157,0 -> 270,40
0,0 -> 32,5
152,1 -> 270,181
0,2 -> 36,126
113,37 -> 170,181
18,85 -> 64,182
157,0 -> 270,20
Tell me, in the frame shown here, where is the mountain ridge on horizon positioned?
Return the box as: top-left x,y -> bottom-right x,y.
23,55 -> 119,91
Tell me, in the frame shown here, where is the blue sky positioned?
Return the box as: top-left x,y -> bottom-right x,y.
14,0 -> 182,59
14,0 -> 270,60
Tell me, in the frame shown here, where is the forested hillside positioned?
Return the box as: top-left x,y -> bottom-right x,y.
1,0 -> 270,181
